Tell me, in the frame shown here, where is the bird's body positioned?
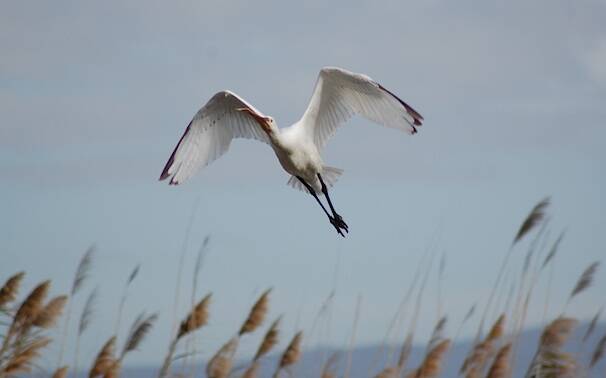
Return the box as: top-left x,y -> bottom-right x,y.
160,67 -> 423,236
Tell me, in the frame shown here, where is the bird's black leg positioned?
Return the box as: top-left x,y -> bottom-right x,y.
297,176 -> 346,237
318,174 -> 348,233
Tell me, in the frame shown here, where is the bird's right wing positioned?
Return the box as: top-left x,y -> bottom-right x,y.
298,67 -> 423,151
159,90 -> 271,185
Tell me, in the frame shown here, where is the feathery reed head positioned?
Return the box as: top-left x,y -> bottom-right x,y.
127,264 -> 140,285
254,315 -> 281,361
321,352 -> 339,378
52,366 -> 69,378
375,367 -> 398,378
90,336 -> 116,377
591,334 -> 606,368
240,288 -> 271,336
242,361 -> 259,378
33,295 -> 67,329
206,336 -> 239,378
513,197 -> 550,245
487,314 -> 505,342
0,271 -> 25,309
428,316 -> 447,349
123,313 -> 157,357
398,332 -> 414,370
79,287 -> 98,335
486,343 -> 511,378
541,317 -> 577,348
178,293 -> 211,339
279,331 -> 303,369
416,339 -> 450,378
583,307 -> 602,343
2,337 -> 51,375
72,245 -> 94,296
570,261 -> 599,300
542,230 -> 565,269
13,280 -> 50,330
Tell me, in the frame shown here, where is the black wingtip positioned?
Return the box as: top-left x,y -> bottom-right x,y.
377,84 -> 424,127
159,120 -> 193,183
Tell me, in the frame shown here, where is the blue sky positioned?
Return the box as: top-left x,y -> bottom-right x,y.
1,0 -> 605,368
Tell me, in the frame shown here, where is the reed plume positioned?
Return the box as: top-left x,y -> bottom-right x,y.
13,280 -> 50,331
461,314 -> 505,376
206,336 -> 238,378
159,293 -> 211,378
52,366 -> 69,378
121,313 -> 158,358
321,352 -> 339,378
512,197 -> 550,246
0,272 -> 25,310
375,366 -> 398,378
242,361 -> 259,378
1,337 -> 51,375
33,295 -> 67,329
273,331 -> 302,378
567,261 -> 599,307
486,343 -> 511,378
590,333 -> 606,368
59,245 -> 95,365
411,339 -> 450,378
114,263 -> 141,336
75,287 -> 98,377
254,316 -> 281,361
240,288 -> 271,336
427,316 -> 447,351
583,307 -> 602,343
397,332 -> 413,371
525,317 -> 579,377
178,293 -> 211,338
89,336 -> 116,377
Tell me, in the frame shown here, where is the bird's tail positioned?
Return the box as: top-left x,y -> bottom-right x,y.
286,166 -> 344,195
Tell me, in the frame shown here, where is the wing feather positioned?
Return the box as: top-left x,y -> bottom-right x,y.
159,90 -> 270,185
299,67 -> 423,150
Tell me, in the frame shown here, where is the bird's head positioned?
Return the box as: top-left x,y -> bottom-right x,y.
236,107 -> 277,136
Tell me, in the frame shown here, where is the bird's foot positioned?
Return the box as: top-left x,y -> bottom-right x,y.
329,215 -> 349,237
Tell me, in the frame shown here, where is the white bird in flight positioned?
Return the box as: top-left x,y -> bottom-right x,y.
159,67 -> 423,237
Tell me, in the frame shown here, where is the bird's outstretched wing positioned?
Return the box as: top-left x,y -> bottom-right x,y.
159,90 -> 270,185
299,67 -> 423,150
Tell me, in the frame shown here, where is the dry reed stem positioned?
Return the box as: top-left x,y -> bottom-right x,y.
33,295 -> 67,329
0,272 -> 25,310
486,343 -> 511,378
206,336 -> 238,378
52,366 -> 69,378
254,316 -> 281,361
397,332 -> 413,371
90,336 -> 116,377
178,293 -> 211,339
240,289 -> 271,336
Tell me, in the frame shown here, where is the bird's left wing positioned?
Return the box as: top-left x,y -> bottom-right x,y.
298,67 -> 423,150
159,90 -> 271,185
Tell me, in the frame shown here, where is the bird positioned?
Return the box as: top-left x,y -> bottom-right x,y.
159,67 -> 423,237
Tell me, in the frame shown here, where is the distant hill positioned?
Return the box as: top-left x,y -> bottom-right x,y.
111,322 -> 606,377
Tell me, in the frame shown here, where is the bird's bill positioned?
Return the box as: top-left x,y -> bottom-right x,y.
236,107 -> 272,133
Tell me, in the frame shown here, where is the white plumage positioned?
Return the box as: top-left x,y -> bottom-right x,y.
160,67 -> 423,236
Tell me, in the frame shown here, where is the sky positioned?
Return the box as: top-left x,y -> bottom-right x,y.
1,0 -> 606,369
